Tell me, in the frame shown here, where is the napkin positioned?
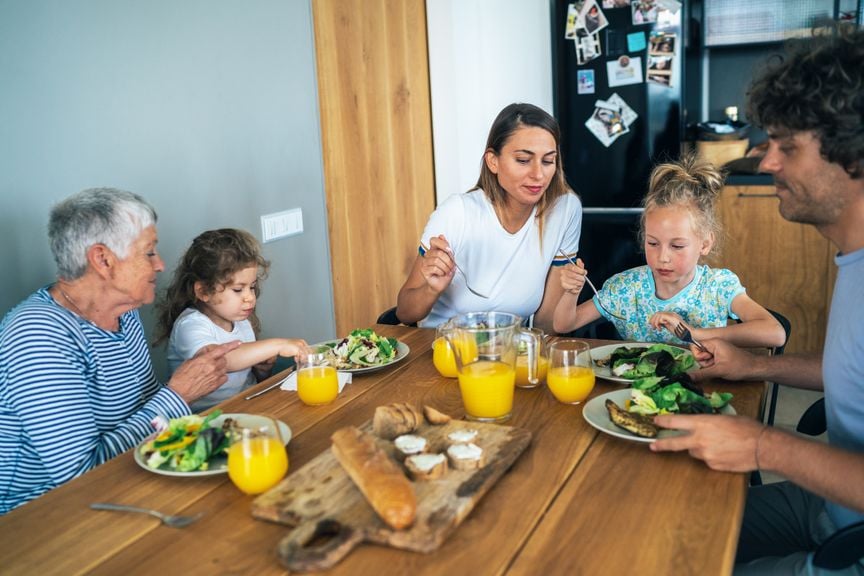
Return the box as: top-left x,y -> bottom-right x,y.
279,370 -> 352,392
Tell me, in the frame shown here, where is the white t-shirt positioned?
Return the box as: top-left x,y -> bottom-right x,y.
418,189 -> 582,327
166,307 -> 256,412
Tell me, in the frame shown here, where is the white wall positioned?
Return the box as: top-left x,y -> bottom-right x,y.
426,0 -> 554,204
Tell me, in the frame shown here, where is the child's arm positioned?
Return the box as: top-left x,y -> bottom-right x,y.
652,295 -> 786,348
704,293 -> 787,348
552,259 -> 600,333
225,338 -> 307,373
553,298 -> 602,335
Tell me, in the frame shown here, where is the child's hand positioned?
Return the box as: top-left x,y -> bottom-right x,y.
280,338 -> 308,358
649,311 -> 686,334
560,258 -> 587,295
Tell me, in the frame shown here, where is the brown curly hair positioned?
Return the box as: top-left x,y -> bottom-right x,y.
747,24 -> 864,178
639,153 -> 725,259
154,228 -> 270,344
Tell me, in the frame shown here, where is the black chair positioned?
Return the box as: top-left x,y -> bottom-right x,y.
796,397 -> 827,436
764,309 -> 793,426
376,306 -> 416,327
812,518 -> 864,570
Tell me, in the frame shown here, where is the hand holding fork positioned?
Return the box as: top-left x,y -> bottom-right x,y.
557,250 -> 625,321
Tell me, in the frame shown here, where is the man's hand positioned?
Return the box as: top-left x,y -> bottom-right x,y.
168,341 -> 241,404
688,338 -> 757,383
650,413 -> 766,473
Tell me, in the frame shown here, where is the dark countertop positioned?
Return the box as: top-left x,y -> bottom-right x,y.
725,173 -> 773,186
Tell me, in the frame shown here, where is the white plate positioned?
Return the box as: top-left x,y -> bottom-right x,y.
134,413 -> 292,477
590,342 -> 695,384
316,339 -> 410,374
582,388 -> 736,444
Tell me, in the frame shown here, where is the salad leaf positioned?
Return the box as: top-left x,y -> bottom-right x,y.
610,344 -> 695,379
626,375 -> 733,416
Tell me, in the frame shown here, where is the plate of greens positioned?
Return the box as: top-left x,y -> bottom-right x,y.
134,412 -> 291,477
590,342 -> 697,384
583,387 -> 735,443
317,328 -> 410,374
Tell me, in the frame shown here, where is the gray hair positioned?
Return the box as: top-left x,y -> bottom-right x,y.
48,187 -> 158,280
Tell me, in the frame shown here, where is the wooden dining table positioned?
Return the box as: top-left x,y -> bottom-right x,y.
0,325 -> 765,575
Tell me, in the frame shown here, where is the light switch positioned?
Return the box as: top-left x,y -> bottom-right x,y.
261,208 -> 303,243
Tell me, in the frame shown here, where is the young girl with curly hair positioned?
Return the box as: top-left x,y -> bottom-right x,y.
156,228 -> 305,411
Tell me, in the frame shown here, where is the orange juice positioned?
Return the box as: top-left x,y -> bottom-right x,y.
457,360 -> 515,421
227,437 -> 288,495
547,366 -> 595,404
515,354 -> 548,388
432,337 -> 458,378
433,337 -> 479,378
297,366 -> 339,405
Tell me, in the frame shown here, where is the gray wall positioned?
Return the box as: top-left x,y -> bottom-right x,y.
0,0 -> 336,379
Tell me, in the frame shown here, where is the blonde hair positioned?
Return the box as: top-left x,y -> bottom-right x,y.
639,154 -> 725,258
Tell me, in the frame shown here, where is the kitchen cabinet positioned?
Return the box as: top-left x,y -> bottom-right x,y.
714,185 -> 836,354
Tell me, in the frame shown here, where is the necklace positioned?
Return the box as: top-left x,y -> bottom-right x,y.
58,286 -> 87,319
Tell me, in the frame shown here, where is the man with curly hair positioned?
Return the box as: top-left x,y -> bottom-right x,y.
650,26 -> 864,574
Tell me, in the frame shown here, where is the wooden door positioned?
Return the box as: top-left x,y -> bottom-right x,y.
715,185 -> 833,354
312,0 -> 436,335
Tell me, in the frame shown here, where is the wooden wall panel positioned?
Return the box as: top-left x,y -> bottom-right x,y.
715,186 -> 832,354
312,0 -> 435,335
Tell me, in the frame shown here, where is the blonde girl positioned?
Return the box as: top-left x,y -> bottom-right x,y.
553,155 -> 786,347
156,228 -> 305,411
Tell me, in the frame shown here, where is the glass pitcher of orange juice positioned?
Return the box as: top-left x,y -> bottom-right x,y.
515,328 -> 549,389
445,311 -> 540,422
227,419 -> 288,495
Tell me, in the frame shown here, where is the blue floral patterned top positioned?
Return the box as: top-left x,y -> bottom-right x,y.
595,264 -> 745,342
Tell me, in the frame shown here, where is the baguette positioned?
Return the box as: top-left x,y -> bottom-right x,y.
373,402 -> 423,439
405,453 -> 448,481
331,426 -> 416,530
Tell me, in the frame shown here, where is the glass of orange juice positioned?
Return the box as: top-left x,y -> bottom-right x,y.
296,345 -> 339,406
432,322 -> 458,378
515,328 -> 548,389
227,420 -> 288,495
547,339 -> 595,405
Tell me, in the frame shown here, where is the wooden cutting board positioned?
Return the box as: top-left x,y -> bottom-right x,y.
251,414 -> 532,572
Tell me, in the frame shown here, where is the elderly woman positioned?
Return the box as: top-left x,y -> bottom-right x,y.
0,188 -> 238,513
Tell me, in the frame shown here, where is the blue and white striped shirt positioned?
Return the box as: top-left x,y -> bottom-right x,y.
0,286 -> 190,513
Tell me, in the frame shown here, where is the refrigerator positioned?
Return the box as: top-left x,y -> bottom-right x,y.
551,0 -> 686,294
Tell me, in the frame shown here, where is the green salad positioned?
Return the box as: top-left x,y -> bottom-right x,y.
328,328 -> 399,368
139,410 -> 232,472
628,374 -> 733,415
604,344 -> 696,379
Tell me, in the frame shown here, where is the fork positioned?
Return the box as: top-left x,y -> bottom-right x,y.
90,502 -> 204,528
672,322 -> 710,354
557,250 -> 625,321
452,259 -> 489,299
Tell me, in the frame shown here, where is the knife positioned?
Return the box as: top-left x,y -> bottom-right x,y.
244,366 -> 296,400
